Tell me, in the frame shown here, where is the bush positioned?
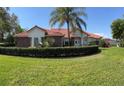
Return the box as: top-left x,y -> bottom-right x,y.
99,39 -> 109,47
41,37 -> 56,47
119,40 -> 124,47
0,46 -> 100,57
0,43 -> 15,47
88,41 -> 98,46
5,34 -> 15,45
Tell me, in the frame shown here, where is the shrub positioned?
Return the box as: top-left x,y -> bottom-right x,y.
0,34 -> 15,47
42,37 -> 55,47
99,39 -> 109,47
0,43 -> 15,47
5,34 -> 15,45
88,41 -> 98,46
42,41 -> 49,47
0,46 -> 100,57
119,40 -> 124,47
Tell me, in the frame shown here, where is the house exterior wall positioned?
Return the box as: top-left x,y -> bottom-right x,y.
87,37 -> 97,42
63,31 -> 88,46
87,37 -> 101,45
73,31 -> 89,46
47,36 -> 64,47
15,37 -> 31,47
27,27 -> 46,47
81,34 -> 88,46
72,31 -> 82,37
71,31 -> 88,46
71,37 -> 81,46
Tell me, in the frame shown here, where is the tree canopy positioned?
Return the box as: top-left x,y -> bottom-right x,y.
0,8 -> 23,41
111,18 -> 124,40
111,18 -> 124,47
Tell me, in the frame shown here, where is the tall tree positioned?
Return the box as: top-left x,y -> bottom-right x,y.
0,8 -> 22,41
49,7 -> 87,46
0,7 -> 10,41
10,13 -> 24,34
15,25 -> 24,34
111,18 -> 124,46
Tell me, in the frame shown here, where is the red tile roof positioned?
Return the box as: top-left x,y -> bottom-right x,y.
84,32 -> 102,39
15,31 -> 28,37
49,29 -> 102,39
49,29 -> 83,38
49,29 -> 69,38
15,26 -> 102,39
104,38 -> 115,42
15,25 -> 47,37
46,30 -> 64,36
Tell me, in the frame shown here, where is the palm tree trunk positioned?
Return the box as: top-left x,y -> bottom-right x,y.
67,21 -> 71,46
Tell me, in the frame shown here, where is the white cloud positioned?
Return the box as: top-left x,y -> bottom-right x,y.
94,32 -> 111,38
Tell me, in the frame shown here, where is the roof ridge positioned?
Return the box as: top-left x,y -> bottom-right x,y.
51,28 -> 67,30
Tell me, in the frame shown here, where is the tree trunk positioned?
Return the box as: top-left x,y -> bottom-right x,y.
67,21 -> 71,46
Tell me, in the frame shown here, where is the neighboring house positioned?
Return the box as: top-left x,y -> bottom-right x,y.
15,25 -> 102,47
104,38 -> 117,46
85,32 -> 102,45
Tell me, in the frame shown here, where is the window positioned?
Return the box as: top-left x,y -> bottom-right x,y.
75,40 -> 78,44
64,39 -> 69,46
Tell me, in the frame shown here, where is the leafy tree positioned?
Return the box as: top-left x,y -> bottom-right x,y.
10,13 -> 24,34
50,7 -> 87,46
111,18 -> 124,46
5,33 -> 14,44
15,25 -> 24,34
0,7 -> 11,41
99,39 -> 110,47
0,8 -> 22,42
42,37 -> 55,47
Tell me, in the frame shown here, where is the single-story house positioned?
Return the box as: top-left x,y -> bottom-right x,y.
104,38 -> 117,46
85,32 -> 103,45
15,25 -> 102,47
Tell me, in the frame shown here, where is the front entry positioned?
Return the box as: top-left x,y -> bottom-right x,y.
34,37 -> 39,47
74,39 -> 80,46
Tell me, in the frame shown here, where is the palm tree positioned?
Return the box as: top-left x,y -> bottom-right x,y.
49,7 -> 87,46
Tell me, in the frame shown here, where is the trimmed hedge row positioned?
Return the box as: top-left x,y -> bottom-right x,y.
0,46 -> 100,57
0,43 -> 15,47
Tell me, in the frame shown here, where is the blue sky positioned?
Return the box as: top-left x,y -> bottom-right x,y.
9,7 -> 124,38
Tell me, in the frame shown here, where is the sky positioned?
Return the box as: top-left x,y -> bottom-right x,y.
9,7 -> 124,39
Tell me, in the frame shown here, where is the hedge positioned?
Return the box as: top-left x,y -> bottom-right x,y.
0,46 -> 100,57
0,43 -> 15,47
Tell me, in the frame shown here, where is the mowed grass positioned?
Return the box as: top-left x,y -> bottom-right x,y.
0,47 -> 124,85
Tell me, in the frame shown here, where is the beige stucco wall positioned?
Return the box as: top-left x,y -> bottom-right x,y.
71,31 -> 88,46
27,27 -> 46,47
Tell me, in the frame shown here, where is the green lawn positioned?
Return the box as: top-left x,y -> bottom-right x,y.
0,47 -> 124,85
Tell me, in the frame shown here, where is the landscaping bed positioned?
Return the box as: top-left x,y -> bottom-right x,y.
0,46 -> 100,57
